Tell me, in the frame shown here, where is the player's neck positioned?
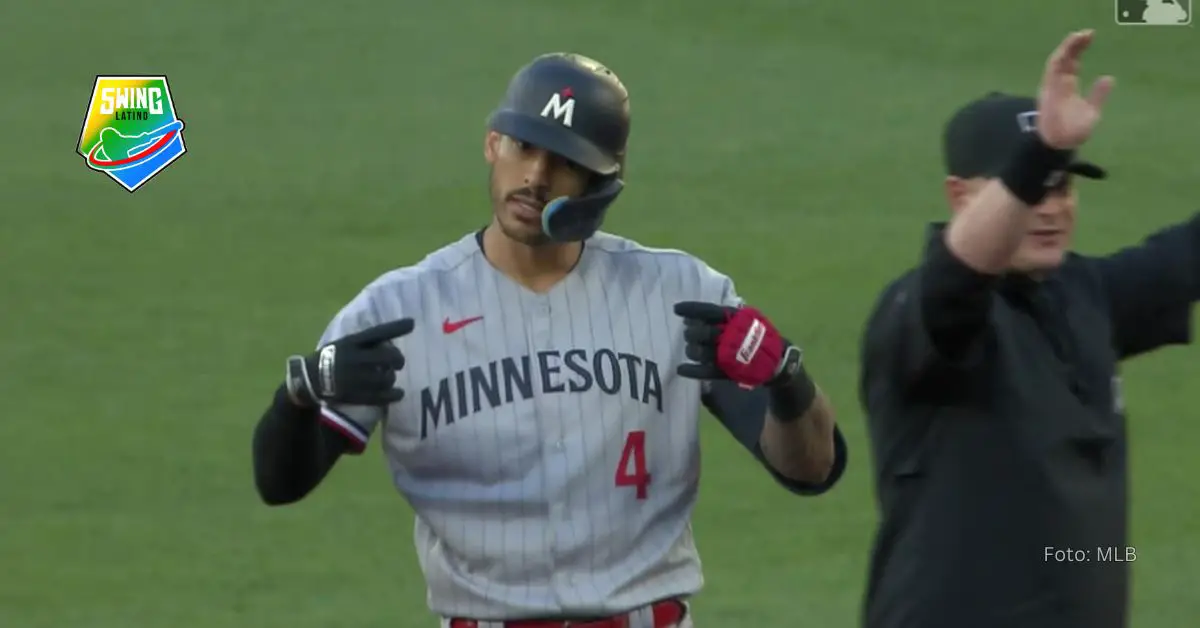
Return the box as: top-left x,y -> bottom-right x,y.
483,225 -> 582,292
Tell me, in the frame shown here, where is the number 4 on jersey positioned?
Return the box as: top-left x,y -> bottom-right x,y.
615,430 -> 651,499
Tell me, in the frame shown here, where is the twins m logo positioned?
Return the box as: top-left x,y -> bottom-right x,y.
540,88 -> 576,128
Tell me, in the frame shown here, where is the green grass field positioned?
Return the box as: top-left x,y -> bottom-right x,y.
4,1 -> 1198,626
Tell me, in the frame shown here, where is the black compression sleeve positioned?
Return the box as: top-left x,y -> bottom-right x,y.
252,384 -> 347,504
919,232 -> 999,360
701,380 -> 847,496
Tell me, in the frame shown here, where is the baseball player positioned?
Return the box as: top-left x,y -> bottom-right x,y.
251,52 -> 848,628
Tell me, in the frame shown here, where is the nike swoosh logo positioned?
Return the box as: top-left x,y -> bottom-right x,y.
443,316 -> 484,334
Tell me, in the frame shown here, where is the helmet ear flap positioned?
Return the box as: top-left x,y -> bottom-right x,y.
541,177 -> 623,242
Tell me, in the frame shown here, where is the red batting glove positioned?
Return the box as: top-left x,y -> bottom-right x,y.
715,306 -> 787,387
674,301 -> 788,389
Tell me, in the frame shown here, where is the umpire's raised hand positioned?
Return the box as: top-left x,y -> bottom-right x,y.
284,319 -> 414,407
1035,29 -> 1114,151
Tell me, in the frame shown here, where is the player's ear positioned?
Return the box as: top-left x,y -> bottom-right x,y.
943,175 -> 970,216
484,131 -> 500,164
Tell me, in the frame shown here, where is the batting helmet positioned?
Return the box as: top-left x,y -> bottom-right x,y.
486,53 -> 630,242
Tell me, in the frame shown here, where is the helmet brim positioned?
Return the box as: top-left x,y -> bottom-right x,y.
1068,160 -> 1107,180
488,110 -> 620,176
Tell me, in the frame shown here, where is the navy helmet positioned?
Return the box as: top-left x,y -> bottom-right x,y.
486,53 -> 631,242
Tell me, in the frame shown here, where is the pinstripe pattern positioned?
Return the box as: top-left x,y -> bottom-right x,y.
317,231 -> 742,621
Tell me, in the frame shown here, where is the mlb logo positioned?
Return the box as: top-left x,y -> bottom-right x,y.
1115,0 -> 1192,25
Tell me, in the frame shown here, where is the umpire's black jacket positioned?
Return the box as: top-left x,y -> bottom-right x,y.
858,215 -> 1199,628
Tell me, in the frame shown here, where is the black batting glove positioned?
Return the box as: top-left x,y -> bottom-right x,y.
284,318 -> 414,407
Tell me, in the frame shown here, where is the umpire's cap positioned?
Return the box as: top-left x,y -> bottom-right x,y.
487,53 -> 631,242
943,92 -> 1107,181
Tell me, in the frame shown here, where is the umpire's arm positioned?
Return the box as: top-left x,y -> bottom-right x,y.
892,135 -> 1086,383
1087,212 -> 1200,360
703,380 -> 847,496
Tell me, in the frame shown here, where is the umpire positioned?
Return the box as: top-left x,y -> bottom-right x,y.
858,30 -> 1198,628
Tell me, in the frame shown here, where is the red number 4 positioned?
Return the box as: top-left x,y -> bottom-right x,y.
615,430 -> 651,499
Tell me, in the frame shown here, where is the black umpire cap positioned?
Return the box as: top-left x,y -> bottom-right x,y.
942,92 -> 1107,180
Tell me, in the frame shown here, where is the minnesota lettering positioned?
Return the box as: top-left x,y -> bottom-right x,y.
420,349 -> 663,439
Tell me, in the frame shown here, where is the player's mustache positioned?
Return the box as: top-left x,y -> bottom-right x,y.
507,188 -> 548,206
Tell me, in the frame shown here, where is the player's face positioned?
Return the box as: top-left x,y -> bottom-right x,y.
946,176 -> 1078,275
485,132 -> 590,246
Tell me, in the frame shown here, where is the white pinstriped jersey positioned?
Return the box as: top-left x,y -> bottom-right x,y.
316,231 -> 743,620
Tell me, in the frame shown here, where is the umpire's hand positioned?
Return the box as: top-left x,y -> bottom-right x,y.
284,319 -> 414,407
1035,29 -> 1114,151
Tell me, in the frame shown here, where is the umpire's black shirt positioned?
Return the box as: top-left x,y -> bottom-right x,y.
859,216 -> 1200,628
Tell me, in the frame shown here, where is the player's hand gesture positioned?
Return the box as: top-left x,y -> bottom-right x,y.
1036,29 -> 1115,150
286,319 -> 415,407
674,301 -> 799,389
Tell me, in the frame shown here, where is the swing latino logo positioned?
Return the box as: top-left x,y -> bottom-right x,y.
77,76 -> 186,192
